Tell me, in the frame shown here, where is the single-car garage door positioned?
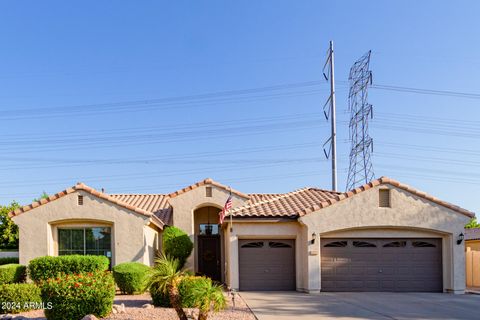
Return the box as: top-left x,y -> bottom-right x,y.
239,239 -> 295,291
321,238 -> 442,292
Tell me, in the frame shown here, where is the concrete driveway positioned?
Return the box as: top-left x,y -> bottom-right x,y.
240,291 -> 480,320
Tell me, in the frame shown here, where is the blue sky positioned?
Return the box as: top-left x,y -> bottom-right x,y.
0,1 -> 478,214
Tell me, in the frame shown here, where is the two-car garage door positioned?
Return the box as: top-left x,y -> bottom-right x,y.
321,238 -> 443,292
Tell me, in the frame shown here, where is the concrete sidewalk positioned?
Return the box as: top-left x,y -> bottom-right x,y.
240,291 -> 480,320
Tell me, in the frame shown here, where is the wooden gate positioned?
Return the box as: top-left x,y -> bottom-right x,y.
466,247 -> 480,287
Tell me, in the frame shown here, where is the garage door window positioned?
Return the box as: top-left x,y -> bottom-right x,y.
383,241 -> 407,247
269,241 -> 292,248
412,241 -> 436,247
241,241 -> 264,248
353,240 -> 376,247
324,241 -> 347,247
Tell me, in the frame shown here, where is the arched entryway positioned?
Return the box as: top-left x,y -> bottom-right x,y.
193,206 -> 222,282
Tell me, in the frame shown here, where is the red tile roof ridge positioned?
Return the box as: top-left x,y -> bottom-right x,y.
168,178 -> 250,199
297,176 -> 474,218
9,182 -> 165,228
108,193 -> 167,196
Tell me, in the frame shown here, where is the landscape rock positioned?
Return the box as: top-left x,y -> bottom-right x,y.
112,303 -> 126,314
81,315 -> 99,320
142,303 -> 154,309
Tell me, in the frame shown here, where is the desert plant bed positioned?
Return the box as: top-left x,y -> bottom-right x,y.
14,292 -> 256,320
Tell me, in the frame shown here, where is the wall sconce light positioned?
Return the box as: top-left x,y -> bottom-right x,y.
457,233 -> 464,245
311,232 -> 317,245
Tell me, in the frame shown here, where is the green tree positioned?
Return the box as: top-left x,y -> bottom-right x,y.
146,254 -> 188,320
0,201 -> 20,249
465,217 -> 480,229
33,191 -> 49,202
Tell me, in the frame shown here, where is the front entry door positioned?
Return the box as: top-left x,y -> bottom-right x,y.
198,235 -> 221,282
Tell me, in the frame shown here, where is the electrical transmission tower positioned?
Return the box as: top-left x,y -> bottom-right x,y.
322,41 -> 337,191
346,50 -> 374,190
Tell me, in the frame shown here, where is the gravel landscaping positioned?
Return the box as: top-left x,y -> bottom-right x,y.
12,292 -> 256,320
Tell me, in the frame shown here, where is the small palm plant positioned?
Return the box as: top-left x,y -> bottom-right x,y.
146,254 -> 188,320
181,277 -> 227,320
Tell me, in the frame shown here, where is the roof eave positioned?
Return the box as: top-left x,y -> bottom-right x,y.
9,183 -> 156,220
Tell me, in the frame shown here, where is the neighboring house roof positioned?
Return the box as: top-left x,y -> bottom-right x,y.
9,183 -> 165,229
228,176 -> 475,218
465,228 -> 480,241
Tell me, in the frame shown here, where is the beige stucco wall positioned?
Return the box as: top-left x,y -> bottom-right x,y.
144,224 -> 160,266
299,184 -> 470,293
225,221 -> 307,291
168,185 -> 249,271
12,190 -> 153,266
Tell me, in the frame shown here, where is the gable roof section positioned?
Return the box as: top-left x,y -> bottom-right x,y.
9,183 -> 165,228
168,178 -> 250,199
109,194 -> 173,225
228,176 -> 474,218
229,188 -> 340,218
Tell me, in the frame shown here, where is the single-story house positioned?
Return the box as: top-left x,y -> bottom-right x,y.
465,228 -> 480,288
9,176 -> 474,293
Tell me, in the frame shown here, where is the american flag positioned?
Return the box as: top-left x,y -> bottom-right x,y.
219,195 -> 233,224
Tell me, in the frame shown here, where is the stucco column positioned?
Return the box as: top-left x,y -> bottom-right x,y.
228,232 -> 239,290
451,235 -> 466,294
306,229 -> 321,293
298,218 -> 321,293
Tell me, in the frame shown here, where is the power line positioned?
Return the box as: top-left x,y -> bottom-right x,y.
1,79 -> 480,122
0,159 -> 333,188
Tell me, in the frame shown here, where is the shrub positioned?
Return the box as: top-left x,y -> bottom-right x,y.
40,271 -> 115,320
0,283 -> 42,314
162,226 -> 193,268
0,264 -> 26,284
0,257 -> 19,265
178,276 -> 205,308
179,276 -> 226,312
29,255 -> 109,282
113,262 -> 150,294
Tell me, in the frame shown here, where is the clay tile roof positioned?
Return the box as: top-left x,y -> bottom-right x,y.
168,178 -> 249,199
108,194 -> 173,225
229,188 -> 340,218
8,176 -> 473,226
228,176 -> 474,218
247,193 -> 284,203
293,176 -> 474,218
9,183 -> 164,229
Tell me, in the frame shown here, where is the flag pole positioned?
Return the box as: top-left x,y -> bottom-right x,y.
229,187 -> 233,232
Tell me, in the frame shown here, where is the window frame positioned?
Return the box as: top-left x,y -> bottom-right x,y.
57,226 -> 112,257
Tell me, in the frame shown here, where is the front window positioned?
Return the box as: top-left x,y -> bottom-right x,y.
199,224 -> 219,235
58,227 -> 112,261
